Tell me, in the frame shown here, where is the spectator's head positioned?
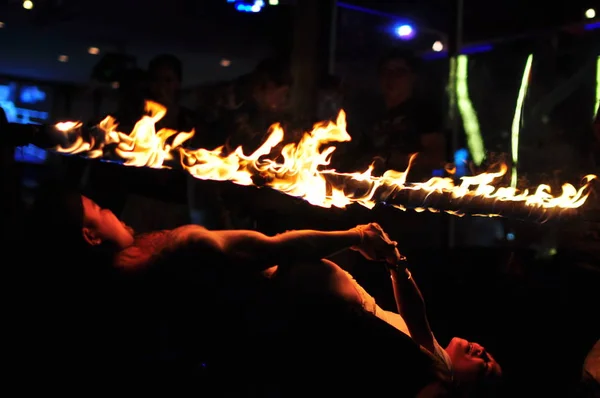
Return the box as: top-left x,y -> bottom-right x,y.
148,54 -> 183,106
378,48 -> 420,108
317,74 -> 344,121
251,57 -> 293,113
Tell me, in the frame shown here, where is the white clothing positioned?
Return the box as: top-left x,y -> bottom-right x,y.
344,271 -> 453,377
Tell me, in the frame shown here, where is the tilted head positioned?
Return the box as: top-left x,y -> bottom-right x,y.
29,183 -> 134,267
445,337 -> 503,396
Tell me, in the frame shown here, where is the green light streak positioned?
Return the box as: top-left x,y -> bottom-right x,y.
510,54 -> 533,188
456,55 -> 485,166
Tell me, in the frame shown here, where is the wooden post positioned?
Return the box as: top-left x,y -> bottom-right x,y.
289,0 -> 336,127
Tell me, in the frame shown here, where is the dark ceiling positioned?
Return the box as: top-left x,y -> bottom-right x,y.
6,0 -> 595,52
0,0 -> 597,84
346,0 -> 598,41
2,0 -> 291,55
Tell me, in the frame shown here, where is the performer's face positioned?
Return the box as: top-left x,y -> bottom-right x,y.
81,195 -> 135,249
445,337 -> 502,384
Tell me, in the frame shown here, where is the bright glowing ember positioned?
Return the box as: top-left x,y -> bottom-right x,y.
53,101 -> 596,215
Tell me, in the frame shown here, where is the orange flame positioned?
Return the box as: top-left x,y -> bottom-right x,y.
54,101 -> 596,215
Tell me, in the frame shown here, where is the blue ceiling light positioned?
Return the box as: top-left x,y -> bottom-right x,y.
230,0 -> 266,13
395,24 -> 415,40
461,44 -> 494,55
337,2 -> 417,41
584,21 -> 600,30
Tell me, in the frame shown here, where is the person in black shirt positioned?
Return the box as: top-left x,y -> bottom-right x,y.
362,49 -> 446,179
355,49 -> 448,252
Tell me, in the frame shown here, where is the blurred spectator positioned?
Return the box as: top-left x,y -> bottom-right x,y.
224,57 -> 294,154
346,49 -> 449,253
111,68 -> 147,133
315,74 -> 360,172
190,57 -> 296,231
193,81 -> 238,150
148,54 -> 197,133
317,74 -> 344,122
361,49 -> 445,179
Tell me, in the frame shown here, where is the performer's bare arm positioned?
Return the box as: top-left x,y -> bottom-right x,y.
389,265 -> 435,354
170,225 -> 363,271
165,222 -> 400,272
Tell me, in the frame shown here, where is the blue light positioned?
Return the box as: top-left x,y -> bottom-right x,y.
232,0 -> 265,13
584,21 -> 600,30
338,1 -> 402,19
14,143 -> 48,164
0,83 -> 49,125
395,24 -> 415,40
1,80 -> 51,164
461,44 -> 494,55
20,86 -> 46,104
422,51 -> 448,61
453,148 -> 469,178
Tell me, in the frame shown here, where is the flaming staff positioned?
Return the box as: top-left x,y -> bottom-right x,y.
53,101 -> 596,220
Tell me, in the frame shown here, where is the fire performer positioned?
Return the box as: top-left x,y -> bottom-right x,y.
23,182 -> 501,396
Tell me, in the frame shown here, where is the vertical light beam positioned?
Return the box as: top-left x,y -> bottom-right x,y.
456,55 -> 485,166
510,54 -> 533,188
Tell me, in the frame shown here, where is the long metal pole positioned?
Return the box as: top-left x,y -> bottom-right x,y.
447,0 -> 464,248
328,0 -> 339,75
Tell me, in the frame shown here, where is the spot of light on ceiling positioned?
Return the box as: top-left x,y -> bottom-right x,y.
395,24 -> 415,40
23,0 -> 34,10
0,22 -> 5,28
269,0 -> 279,5
220,59 -> 231,67
585,8 -> 596,19
88,47 -> 100,55
432,41 -> 444,52
58,55 -> 69,63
